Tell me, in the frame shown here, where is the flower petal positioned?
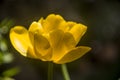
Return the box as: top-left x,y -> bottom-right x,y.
43,14 -> 65,32
28,22 -> 43,45
34,32 -> 52,61
49,29 -> 64,48
63,32 -> 76,49
29,21 -> 43,33
54,46 -> 91,64
49,29 -> 66,61
69,24 -> 87,44
66,21 -> 77,31
10,26 -> 34,57
38,17 -> 44,25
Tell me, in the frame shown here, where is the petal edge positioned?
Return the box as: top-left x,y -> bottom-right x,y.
54,46 -> 91,64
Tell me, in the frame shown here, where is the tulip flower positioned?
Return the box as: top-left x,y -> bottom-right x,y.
10,14 -> 91,64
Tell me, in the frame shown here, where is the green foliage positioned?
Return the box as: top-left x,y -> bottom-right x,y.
3,53 -> 14,64
0,39 -> 8,52
0,19 -> 19,79
0,77 -> 15,80
0,19 -> 14,34
2,67 -> 20,77
0,51 -> 3,64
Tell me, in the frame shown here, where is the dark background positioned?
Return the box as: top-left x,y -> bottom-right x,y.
0,0 -> 120,80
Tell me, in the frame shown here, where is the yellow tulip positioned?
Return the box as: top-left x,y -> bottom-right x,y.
10,14 -> 91,64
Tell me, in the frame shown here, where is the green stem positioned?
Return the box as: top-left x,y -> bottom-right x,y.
61,64 -> 71,80
48,62 -> 53,80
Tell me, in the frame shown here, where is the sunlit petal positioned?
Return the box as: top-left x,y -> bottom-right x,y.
55,46 -> 91,64
69,24 -> 87,44
63,32 -> 76,49
38,17 -> 44,25
49,29 -> 66,61
66,21 -> 77,31
43,14 -> 65,32
34,32 -> 52,61
29,22 -> 43,45
29,21 -> 43,33
10,26 -> 33,56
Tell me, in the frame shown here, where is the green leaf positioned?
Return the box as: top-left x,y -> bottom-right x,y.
0,77 -> 15,80
3,53 -> 14,63
0,39 -> 8,52
0,51 -> 3,64
0,19 -> 14,34
2,67 -> 20,77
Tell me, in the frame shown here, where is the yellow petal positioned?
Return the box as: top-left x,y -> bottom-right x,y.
34,32 -> 52,61
66,21 -> 77,31
10,26 -> 33,57
49,29 -> 64,48
43,14 -> 65,32
29,21 -> 43,33
38,17 -> 44,25
69,24 -> 87,44
49,29 -> 66,61
54,46 -> 91,64
28,22 -> 43,45
63,32 -> 76,49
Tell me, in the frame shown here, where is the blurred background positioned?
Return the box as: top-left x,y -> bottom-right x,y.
0,0 -> 120,80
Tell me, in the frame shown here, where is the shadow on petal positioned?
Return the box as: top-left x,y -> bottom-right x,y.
34,32 -> 52,61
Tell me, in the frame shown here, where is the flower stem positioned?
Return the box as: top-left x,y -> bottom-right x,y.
48,62 -> 53,80
61,64 -> 71,80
